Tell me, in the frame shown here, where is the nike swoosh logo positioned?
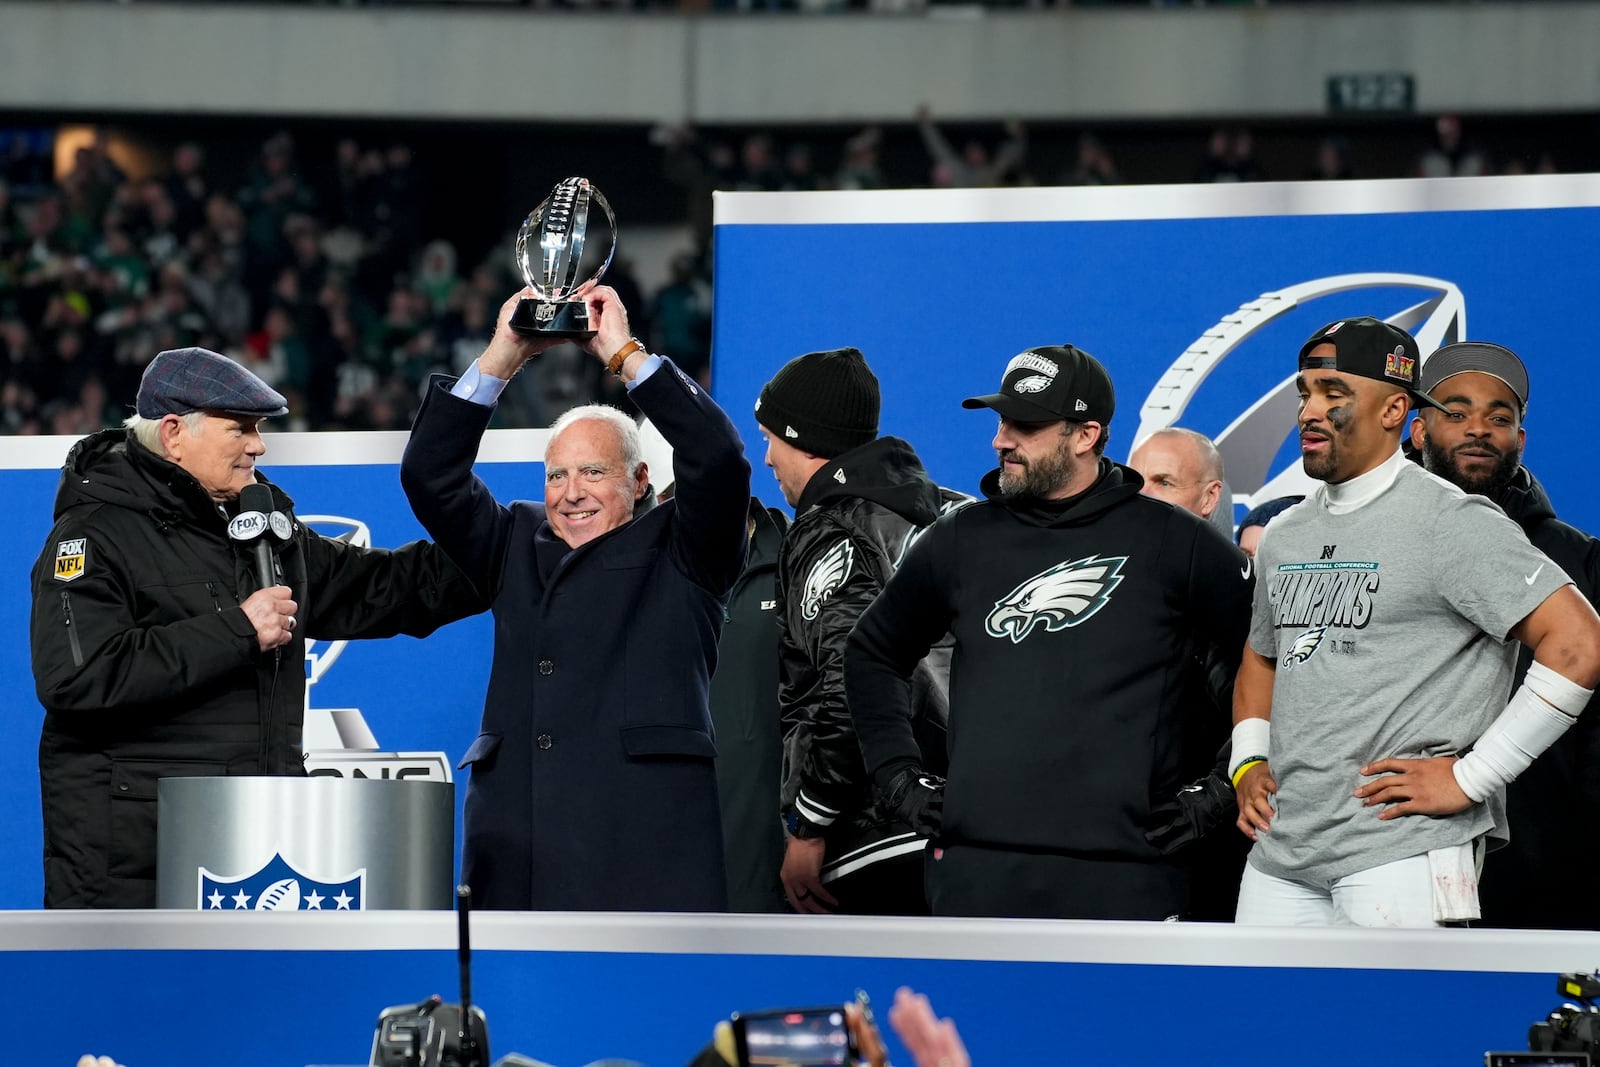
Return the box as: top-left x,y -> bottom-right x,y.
1525,563 -> 1545,585
1241,557 -> 1254,580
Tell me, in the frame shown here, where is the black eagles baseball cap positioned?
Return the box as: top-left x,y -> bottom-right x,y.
962,344 -> 1115,425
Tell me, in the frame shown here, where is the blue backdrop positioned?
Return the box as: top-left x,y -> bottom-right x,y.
711,180 -> 1600,537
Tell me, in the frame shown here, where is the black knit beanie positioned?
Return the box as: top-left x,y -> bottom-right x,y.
754,347 -> 880,459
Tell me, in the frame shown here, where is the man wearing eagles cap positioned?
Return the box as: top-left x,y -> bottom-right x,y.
1231,318 -> 1600,926
844,344 -> 1252,919
755,346 -> 967,915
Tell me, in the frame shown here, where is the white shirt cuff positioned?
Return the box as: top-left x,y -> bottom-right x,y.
625,354 -> 663,391
449,361 -> 510,406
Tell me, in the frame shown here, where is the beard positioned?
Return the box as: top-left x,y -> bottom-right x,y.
997,439 -> 1076,500
1422,436 -> 1520,500
1299,429 -> 1342,482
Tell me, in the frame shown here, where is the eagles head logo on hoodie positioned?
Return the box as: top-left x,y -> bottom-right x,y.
985,555 -> 1128,644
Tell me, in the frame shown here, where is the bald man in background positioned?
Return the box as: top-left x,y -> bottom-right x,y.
1129,428 -> 1235,540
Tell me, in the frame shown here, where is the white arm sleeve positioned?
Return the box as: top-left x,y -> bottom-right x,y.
1230,717 -> 1271,780
1452,660 -> 1592,803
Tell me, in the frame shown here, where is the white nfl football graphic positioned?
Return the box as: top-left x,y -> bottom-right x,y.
1133,272 -> 1464,514
255,878 -> 302,911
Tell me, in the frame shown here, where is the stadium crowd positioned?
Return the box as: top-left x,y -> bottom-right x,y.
0,112 -> 1570,438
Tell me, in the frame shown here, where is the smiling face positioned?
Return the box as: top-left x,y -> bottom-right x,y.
1295,344 -> 1411,484
544,417 -> 649,549
163,412 -> 266,502
1411,370 -> 1525,500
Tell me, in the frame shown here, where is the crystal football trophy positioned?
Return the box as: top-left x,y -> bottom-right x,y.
508,176 -> 618,339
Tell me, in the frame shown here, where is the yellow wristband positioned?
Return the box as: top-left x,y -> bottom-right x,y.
1231,759 -> 1266,789
607,337 -> 645,377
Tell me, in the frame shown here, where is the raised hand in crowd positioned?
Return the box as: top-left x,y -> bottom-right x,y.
887,988 -> 971,1067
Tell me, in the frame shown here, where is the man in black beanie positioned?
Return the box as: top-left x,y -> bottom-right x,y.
756,346 -> 967,914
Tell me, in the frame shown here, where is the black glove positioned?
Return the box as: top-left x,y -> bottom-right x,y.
882,767 -> 945,838
1144,769 -> 1236,855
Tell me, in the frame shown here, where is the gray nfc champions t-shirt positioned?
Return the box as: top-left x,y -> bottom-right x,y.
1248,461 -> 1571,887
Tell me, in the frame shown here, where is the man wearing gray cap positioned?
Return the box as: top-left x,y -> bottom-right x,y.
1410,341 -> 1600,930
28,347 -> 485,908
844,344 -> 1252,919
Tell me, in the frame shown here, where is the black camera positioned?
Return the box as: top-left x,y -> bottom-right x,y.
372,996 -> 489,1067
369,885 -> 489,1067
1527,972 -> 1600,1060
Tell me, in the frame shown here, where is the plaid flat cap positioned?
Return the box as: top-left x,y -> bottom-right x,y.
135,347 -> 288,418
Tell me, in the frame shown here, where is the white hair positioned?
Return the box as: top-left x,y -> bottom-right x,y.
546,404 -> 644,477
123,412 -> 206,455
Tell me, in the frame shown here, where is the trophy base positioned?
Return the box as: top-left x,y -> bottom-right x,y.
508,298 -> 594,339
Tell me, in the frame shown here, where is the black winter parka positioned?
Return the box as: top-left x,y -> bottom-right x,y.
30,430 -> 487,908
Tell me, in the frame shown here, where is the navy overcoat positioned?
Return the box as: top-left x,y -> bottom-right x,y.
401,360 -> 751,910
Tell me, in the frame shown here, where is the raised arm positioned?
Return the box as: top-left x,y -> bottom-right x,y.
584,285 -> 750,596
399,288 -> 557,598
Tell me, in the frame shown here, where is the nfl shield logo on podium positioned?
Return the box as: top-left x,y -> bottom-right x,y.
198,852 -> 366,911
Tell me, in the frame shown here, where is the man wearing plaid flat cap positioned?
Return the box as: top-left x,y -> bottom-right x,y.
1231,319 -> 1600,927
29,347 -> 486,908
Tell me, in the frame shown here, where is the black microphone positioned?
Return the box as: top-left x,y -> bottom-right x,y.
455,884 -> 488,1067
231,482 -> 286,591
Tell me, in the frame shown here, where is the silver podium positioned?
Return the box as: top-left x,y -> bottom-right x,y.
156,776 -> 455,910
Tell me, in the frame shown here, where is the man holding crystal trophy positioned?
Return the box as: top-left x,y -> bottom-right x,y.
401,178 -> 753,911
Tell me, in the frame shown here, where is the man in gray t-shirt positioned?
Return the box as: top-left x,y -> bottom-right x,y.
1230,317 -> 1600,927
